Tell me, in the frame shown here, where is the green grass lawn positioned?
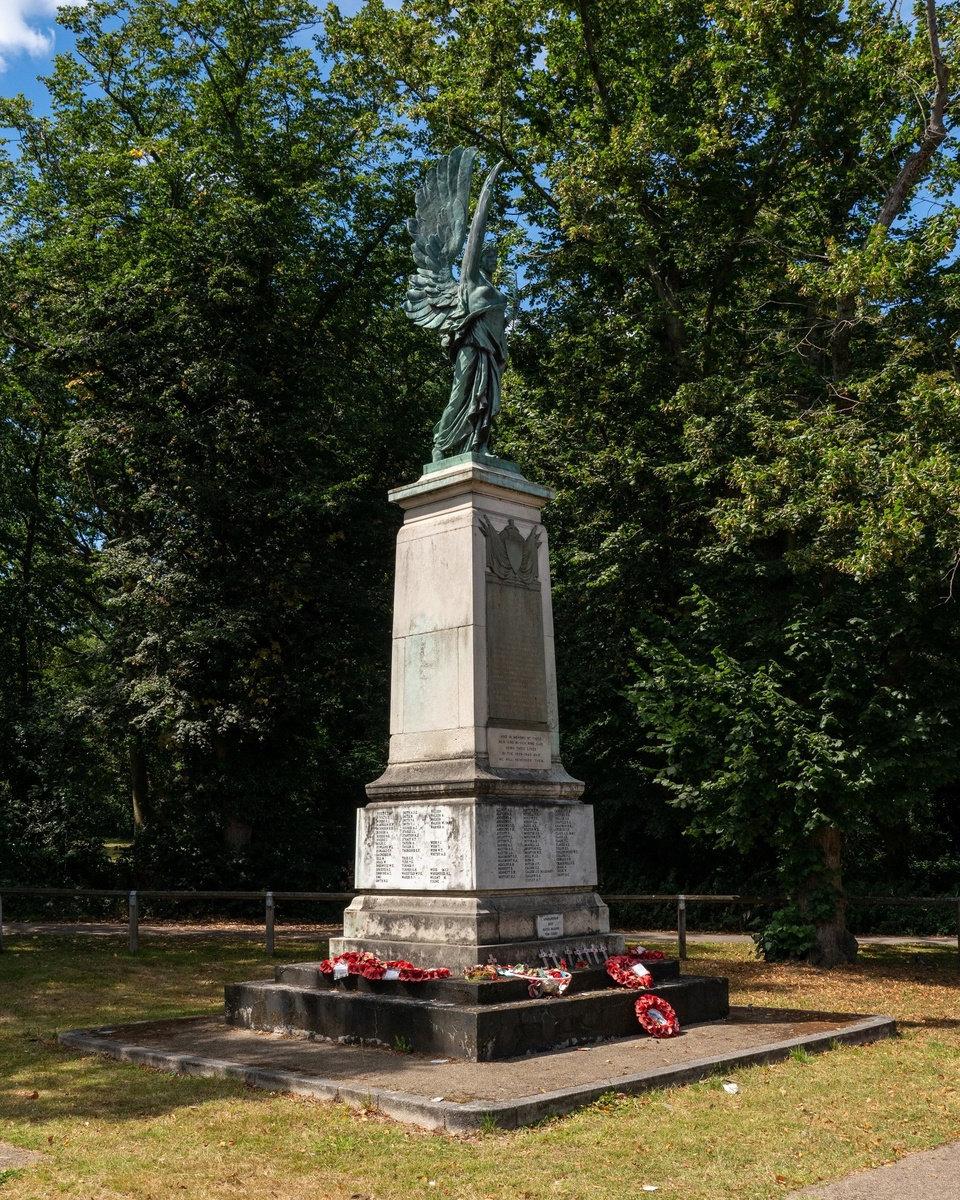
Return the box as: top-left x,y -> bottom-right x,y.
0,936 -> 958,1199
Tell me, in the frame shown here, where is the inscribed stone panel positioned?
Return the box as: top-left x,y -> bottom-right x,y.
475,804 -> 598,891
355,803 -> 475,890
486,581 -> 548,727
488,728 -> 551,769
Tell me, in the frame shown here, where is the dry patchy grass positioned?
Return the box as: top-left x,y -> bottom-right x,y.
0,936 -> 958,1199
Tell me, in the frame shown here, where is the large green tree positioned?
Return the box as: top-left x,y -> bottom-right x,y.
0,0 -> 437,887
331,0 -> 960,962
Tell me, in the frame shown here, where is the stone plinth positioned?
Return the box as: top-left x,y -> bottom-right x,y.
364,452 -> 576,802
355,799 -> 596,891
225,959 -> 730,1061
329,453 -> 623,971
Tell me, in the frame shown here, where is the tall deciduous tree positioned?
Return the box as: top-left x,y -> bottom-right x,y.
331,0 -> 960,962
0,0 -> 437,887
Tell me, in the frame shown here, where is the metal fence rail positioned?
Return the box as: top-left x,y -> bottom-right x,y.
602,893 -> 960,959
0,887 -> 957,958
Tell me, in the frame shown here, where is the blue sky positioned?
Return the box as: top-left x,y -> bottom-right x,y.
0,0 -> 80,109
0,0 -> 375,111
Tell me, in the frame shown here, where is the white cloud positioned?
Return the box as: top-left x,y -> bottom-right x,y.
0,0 -> 80,71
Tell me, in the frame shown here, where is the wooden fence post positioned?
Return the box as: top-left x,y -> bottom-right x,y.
128,891 -> 138,955
265,891 -> 275,958
0,893 -> 4,952
955,899 -> 960,958
677,894 -> 687,961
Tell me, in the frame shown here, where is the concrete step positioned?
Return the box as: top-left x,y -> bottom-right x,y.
273,958 -> 681,1003
225,968 -> 727,1061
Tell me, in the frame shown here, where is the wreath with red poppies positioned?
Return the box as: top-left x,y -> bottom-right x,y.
319,952 -> 450,982
604,952 -> 656,988
634,992 -> 681,1038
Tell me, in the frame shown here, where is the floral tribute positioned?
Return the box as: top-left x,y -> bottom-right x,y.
634,993 -> 681,1038
463,962 -> 572,996
319,951 -> 450,982
604,952 -> 654,988
495,964 -> 572,998
463,964 -> 498,981
603,950 -> 681,1038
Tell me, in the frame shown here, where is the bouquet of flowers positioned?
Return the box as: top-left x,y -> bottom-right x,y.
495,964 -> 572,998
463,964 -> 498,981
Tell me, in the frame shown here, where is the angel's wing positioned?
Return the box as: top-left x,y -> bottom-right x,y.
404,147 -> 476,331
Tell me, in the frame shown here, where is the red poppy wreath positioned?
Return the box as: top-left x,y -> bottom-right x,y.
634,992 -> 681,1038
604,953 -> 654,989
319,952 -> 450,982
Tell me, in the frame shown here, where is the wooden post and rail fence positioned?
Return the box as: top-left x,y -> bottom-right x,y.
1,888 -> 959,959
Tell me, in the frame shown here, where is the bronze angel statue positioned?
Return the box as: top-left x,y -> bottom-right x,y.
404,147 -> 511,461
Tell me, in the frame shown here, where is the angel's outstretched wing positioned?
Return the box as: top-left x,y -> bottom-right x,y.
404,147 -> 476,331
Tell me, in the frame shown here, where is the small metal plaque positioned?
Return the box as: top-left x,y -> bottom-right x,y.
536,913 -> 564,939
488,728 -> 550,770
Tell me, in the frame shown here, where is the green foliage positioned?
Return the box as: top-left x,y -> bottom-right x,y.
0,0 -> 435,885
6,0 -> 960,912
753,908 -> 818,963
328,0 -> 960,926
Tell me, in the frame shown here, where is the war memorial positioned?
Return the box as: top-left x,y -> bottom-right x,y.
221,147 -> 726,1056
60,150 -> 894,1127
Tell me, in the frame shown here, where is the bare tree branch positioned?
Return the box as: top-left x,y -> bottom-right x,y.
831,0 -> 951,381
876,0 -> 950,231
575,0 -> 615,129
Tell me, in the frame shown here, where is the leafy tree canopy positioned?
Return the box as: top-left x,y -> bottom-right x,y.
329,0 -> 960,960
0,0 -> 437,888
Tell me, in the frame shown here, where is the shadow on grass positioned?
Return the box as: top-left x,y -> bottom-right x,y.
0,1035 -> 278,1127
897,1018 -> 960,1029
0,935 -> 285,1127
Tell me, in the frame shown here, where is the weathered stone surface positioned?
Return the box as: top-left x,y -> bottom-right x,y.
346,459 -> 620,973
354,799 -> 597,891
330,891 -> 622,972
224,966 -> 729,1061
60,1010 -> 898,1133
366,460 -> 574,804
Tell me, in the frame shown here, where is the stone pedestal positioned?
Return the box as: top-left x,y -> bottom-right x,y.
330,453 -> 623,972
226,959 -> 729,1061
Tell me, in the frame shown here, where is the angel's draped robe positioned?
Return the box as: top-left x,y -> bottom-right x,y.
433,281 -> 507,460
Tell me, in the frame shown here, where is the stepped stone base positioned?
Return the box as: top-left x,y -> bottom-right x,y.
331,890 -> 621,973
224,959 -> 729,1061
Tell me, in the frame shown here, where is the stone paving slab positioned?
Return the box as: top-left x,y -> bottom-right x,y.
59,1006 -> 894,1133
0,1142 -> 41,1170
787,1139 -> 960,1199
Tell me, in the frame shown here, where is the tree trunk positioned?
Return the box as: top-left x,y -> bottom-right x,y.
805,825 -> 858,967
224,816 -> 253,853
129,735 -> 150,831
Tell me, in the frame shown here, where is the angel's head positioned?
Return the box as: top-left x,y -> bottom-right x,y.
480,242 -> 498,278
